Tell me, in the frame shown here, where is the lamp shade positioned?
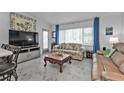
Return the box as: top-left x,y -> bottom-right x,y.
109,37 -> 119,44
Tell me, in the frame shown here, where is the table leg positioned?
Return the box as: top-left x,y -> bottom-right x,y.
60,64 -> 63,73
69,57 -> 71,64
44,59 -> 47,67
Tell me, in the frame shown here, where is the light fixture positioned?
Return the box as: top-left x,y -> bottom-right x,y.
28,38 -> 32,41
109,37 -> 119,45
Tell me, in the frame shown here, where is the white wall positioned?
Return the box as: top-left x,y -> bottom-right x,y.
0,12 -> 9,45
0,12 -> 51,55
100,14 -> 123,50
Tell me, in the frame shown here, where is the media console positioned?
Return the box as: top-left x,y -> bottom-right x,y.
17,46 -> 40,63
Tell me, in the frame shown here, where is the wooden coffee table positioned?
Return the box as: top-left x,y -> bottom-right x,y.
44,53 -> 71,73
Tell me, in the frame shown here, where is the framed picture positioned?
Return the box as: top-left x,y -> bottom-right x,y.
106,27 -> 113,35
52,31 -> 56,38
10,12 -> 36,32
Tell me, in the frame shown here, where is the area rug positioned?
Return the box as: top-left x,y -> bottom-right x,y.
17,56 -> 92,81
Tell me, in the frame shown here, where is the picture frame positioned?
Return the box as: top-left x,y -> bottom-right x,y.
106,27 -> 113,35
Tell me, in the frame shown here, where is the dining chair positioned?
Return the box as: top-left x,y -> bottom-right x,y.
1,44 -> 6,49
0,44 -> 11,63
0,45 -> 21,81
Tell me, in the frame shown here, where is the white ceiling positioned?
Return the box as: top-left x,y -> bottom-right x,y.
28,12 -> 122,25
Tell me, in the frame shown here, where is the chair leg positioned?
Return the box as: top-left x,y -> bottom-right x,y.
7,74 -> 12,81
12,70 -> 18,81
3,75 -> 5,79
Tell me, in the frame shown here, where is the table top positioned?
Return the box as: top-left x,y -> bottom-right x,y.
45,53 -> 70,61
0,48 -> 13,57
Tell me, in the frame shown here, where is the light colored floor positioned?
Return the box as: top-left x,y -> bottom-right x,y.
17,55 -> 92,81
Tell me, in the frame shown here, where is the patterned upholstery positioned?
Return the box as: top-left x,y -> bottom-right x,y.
53,43 -> 84,60
0,44 -> 21,81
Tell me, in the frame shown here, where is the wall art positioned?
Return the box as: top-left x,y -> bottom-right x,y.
10,12 -> 36,32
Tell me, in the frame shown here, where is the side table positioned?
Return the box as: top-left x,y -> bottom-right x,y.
86,50 -> 93,59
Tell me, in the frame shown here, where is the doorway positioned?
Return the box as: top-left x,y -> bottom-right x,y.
43,29 -> 49,53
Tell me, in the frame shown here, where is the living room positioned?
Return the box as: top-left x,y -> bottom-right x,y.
1,12 -> 124,81
1,0 -> 124,92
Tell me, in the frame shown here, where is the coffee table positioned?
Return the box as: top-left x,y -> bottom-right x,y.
44,53 -> 71,73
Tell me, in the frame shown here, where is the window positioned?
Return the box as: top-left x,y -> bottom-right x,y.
59,27 -> 93,46
83,27 -> 93,46
59,28 -> 83,44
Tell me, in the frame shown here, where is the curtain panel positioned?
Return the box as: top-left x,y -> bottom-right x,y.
93,17 -> 100,53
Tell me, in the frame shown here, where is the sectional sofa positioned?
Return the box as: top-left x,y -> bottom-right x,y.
92,43 -> 124,81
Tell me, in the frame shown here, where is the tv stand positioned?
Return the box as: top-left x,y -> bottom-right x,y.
17,46 -> 40,63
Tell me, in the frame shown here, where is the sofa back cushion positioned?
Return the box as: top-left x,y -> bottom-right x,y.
111,51 -> 124,67
119,63 -> 124,74
73,44 -> 82,51
60,43 -> 82,50
113,43 -> 124,54
65,43 -> 74,50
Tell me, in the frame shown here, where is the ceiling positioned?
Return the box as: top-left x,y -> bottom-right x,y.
28,12 -> 122,25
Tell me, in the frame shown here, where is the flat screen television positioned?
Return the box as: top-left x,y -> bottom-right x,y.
9,30 -> 39,47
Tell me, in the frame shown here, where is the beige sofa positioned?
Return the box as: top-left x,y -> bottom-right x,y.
52,43 -> 84,60
92,43 -> 124,81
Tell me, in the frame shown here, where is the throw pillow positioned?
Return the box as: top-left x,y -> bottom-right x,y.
74,45 -> 80,51
104,49 -> 116,57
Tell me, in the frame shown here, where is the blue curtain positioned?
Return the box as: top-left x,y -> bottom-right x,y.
93,17 -> 100,53
55,24 -> 59,45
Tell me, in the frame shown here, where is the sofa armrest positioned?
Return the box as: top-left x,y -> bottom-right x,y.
102,71 -> 124,81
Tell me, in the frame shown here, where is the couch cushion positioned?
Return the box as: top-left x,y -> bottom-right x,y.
62,49 -> 79,54
119,63 -> 124,74
64,44 -> 72,50
111,51 -> 124,67
73,44 -> 81,51
68,44 -> 74,50
113,43 -> 124,54
96,54 -> 121,80
102,58 -> 120,73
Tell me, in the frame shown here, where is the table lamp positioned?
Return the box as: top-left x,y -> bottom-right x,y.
109,37 -> 119,48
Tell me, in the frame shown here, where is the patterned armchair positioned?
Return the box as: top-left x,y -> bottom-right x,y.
53,43 -> 84,60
